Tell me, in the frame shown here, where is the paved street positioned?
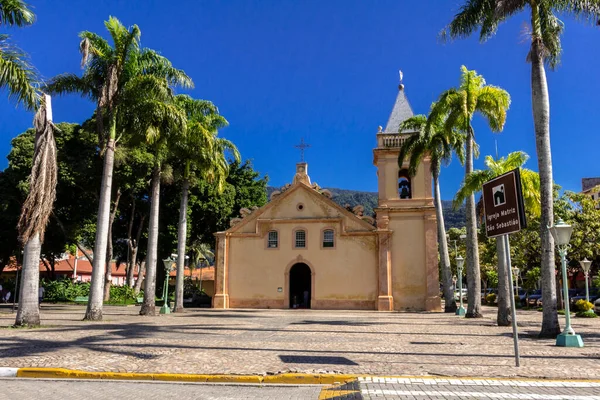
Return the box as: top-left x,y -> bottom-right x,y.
1,305 -> 600,378
4,377 -> 600,399
0,379 -> 322,399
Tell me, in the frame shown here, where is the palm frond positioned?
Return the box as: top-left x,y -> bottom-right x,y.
17,94 -> 57,243
552,0 -> 600,25
0,34 -> 39,110
138,49 -> 193,89
44,73 -> 95,100
0,0 -> 34,27
537,4 -> 564,69
454,169 -> 493,209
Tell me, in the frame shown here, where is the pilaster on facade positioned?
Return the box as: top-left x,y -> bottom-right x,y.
213,232 -> 229,309
423,212 -> 442,312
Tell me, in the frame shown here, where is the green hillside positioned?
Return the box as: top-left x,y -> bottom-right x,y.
266,187 -> 466,229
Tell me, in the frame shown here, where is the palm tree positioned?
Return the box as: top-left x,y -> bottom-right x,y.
172,95 -> 239,312
455,151 -> 540,325
15,95 -> 55,326
440,0 -> 600,339
0,0 -> 38,109
429,66 -> 510,318
46,17 -> 192,320
188,240 -> 214,293
398,108 -> 465,313
119,77 -> 186,316
1,0 -> 50,327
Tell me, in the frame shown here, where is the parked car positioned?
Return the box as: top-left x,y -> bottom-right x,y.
454,288 -> 468,302
571,289 -> 600,305
527,290 -> 542,307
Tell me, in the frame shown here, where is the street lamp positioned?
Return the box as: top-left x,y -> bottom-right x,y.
455,255 -> 466,316
580,258 -> 593,304
549,218 -> 583,347
512,267 -> 520,296
160,256 -> 175,314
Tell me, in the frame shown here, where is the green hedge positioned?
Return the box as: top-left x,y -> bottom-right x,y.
42,279 -> 141,304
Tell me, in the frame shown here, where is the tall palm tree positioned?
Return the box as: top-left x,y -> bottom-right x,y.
429,66 -> 510,318
455,151 -> 540,325
398,108 -> 465,313
120,77 -> 186,316
46,17 -> 192,320
172,95 -> 240,312
15,95 -> 55,326
0,0 -> 38,109
2,0 -> 49,327
440,0 -> 600,339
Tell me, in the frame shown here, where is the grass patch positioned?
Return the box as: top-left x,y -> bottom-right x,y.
576,311 -> 598,318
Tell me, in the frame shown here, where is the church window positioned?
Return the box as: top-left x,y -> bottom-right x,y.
267,231 -> 278,248
295,230 -> 306,248
398,169 -> 412,199
322,229 -> 334,248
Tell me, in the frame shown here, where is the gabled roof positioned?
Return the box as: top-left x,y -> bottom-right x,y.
384,87 -> 415,134
224,182 -> 377,234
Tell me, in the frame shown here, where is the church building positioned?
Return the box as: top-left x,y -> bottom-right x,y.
213,83 -> 441,312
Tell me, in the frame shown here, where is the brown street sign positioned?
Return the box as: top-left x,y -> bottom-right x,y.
482,169 -> 527,238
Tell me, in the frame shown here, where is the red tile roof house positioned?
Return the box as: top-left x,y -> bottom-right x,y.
2,254 -> 215,297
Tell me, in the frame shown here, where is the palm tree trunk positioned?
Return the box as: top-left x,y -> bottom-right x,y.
531,37 -> 560,338
104,187 -> 121,301
127,214 -> 145,288
174,179 -> 190,313
14,233 -> 41,326
140,166 -> 161,316
465,131 -> 482,318
84,131 -> 116,321
434,174 -> 456,312
496,238 -> 511,326
134,260 -> 145,294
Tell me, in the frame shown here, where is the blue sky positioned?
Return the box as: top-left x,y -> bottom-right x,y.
1,0 -> 598,199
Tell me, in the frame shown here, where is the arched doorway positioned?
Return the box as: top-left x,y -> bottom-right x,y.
289,263 -> 311,309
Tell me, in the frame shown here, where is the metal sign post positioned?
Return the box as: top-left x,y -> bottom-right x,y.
503,234 -> 520,367
482,169 -> 527,368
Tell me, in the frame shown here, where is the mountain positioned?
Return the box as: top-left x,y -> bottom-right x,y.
265,186 -> 466,229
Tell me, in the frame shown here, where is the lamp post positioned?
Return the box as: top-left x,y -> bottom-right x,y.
160,257 -> 174,314
550,219 -> 583,347
455,255 -> 466,316
512,267 -> 520,296
580,258 -> 592,304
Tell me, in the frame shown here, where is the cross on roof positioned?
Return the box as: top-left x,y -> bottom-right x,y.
294,138 -> 311,162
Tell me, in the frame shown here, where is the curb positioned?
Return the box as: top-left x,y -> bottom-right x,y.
0,367 -> 356,385
2,368 -> 600,385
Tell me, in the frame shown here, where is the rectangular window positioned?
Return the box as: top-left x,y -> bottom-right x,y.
267,231 -> 278,248
323,229 -> 334,248
295,230 -> 306,248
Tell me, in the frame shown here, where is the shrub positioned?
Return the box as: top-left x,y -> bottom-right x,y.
485,293 -> 497,305
108,285 -> 139,304
575,299 -> 593,312
514,295 -> 522,307
42,279 -> 90,302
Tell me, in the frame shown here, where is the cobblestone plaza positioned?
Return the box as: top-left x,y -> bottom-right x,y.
1,304 -> 599,379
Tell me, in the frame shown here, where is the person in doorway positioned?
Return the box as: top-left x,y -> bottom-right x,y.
303,290 -> 309,308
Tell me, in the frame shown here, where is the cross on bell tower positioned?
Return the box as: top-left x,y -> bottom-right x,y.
294,138 -> 311,162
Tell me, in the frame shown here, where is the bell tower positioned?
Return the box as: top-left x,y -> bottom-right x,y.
373,78 -> 441,312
